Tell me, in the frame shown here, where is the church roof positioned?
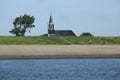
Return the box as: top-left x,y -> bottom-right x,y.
54,30 -> 76,36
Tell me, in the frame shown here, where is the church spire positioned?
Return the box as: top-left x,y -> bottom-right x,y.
49,14 -> 53,23
48,13 -> 55,37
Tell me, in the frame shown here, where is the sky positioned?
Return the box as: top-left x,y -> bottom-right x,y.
0,0 -> 120,36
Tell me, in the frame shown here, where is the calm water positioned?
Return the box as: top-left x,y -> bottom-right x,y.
0,59 -> 120,80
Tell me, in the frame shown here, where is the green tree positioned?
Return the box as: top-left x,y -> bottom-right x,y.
10,14 -> 35,36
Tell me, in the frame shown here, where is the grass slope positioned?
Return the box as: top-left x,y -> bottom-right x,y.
0,36 -> 120,45
62,36 -> 120,45
0,36 -> 64,45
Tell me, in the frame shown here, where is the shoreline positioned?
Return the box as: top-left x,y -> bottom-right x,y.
0,45 -> 120,59
0,54 -> 120,60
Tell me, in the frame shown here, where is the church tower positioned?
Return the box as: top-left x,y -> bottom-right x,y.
48,14 -> 55,36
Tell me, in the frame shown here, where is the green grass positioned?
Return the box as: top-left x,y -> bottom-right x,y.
0,36 -> 65,45
0,36 -> 120,45
62,36 -> 120,45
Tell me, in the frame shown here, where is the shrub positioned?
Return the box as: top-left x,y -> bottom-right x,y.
80,32 -> 93,36
40,34 -> 48,36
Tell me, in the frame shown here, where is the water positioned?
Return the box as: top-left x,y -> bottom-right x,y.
0,59 -> 120,80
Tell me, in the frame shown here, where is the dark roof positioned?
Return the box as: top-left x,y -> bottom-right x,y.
54,30 -> 76,36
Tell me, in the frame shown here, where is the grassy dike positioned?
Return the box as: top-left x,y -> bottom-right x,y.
0,36 -> 120,45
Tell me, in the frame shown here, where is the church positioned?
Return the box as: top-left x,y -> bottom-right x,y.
48,15 -> 76,37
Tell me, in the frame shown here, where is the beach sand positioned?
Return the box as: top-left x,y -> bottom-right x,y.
0,45 -> 120,59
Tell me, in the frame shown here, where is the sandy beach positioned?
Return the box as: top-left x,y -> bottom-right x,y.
0,45 -> 120,59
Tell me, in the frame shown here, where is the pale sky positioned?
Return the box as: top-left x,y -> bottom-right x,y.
0,0 -> 120,36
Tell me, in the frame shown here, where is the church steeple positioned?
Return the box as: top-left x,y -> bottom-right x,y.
49,14 -> 53,23
48,14 -> 55,36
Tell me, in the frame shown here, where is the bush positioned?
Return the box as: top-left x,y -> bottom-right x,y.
80,32 -> 93,36
40,34 -> 48,36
